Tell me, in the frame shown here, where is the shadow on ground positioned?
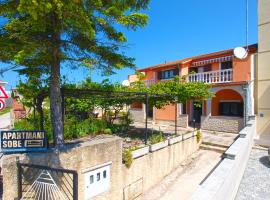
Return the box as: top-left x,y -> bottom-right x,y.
259,156 -> 270,168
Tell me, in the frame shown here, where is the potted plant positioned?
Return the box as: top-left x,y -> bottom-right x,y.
149,132 -> 168,152
132,146 -> 150,159
169,134 -> 183,145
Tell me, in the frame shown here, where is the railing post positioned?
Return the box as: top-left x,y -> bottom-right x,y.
73,172 -> 78,200
17,162 -> 22,199
145,93 -> 148,145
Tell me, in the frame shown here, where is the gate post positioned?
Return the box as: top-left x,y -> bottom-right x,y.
17,162 -> 22,199
73,172 -> 78,200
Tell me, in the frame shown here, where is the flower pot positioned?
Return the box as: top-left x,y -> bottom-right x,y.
183,132 -> 194,140
169,135 -> 183,145
132,146 -> 150,159
150,140 -> 169,152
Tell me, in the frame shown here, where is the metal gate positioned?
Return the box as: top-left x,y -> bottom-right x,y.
17,163 -> 78,200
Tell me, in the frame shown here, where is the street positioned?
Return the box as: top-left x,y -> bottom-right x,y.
0,112 -> 11,130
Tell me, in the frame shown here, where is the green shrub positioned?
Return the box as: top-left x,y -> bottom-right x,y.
14,109 -> 53,142
149,132 -> 165,145
123,149 -> 133,168
103,128 -> 112,134
196,130 -> 202,143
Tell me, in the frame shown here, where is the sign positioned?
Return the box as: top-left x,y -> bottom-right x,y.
0,86 -> 8,99
0,99 -> 4,111
0,86 -> 8,111
0,130 -> 47,153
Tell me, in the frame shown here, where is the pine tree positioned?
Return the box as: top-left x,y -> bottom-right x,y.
0,0 -> 149,147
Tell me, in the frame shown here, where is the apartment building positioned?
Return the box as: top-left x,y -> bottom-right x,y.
128,44 -> 257,133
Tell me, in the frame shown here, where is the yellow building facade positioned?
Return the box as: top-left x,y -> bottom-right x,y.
256,0 -> 270,146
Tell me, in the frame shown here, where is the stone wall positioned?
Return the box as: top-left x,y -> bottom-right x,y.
2,134 -> 200,200
201,116 -> 244,133
122,135 -> 199,199
2,136 -> 123,200
178,114 -> 188,128
129,108 -> 145,122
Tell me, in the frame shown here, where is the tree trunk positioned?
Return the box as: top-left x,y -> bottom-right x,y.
50,17 -> 64,147
36,97 -> 44,130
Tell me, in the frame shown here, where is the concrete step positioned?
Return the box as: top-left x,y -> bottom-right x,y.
200,144 -> 227,153
202,141 -> 229,149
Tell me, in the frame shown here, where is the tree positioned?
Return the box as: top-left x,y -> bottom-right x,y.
0,0 -> 149,147
16,67 -> 49,130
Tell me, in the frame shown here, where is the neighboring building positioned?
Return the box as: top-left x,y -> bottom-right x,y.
256,0 -> 270,146
11,89 -> 26,120
128,44 -> 257,133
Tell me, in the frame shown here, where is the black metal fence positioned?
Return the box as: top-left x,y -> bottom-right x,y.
17,163 -> 78,200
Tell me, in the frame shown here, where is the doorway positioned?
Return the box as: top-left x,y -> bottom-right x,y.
193,102 -> 202,123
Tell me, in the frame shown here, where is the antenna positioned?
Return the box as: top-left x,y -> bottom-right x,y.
234,0 -> 249,60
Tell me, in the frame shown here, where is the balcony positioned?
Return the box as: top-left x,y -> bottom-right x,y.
188,69 -> 233,84
144,79 -> 156,87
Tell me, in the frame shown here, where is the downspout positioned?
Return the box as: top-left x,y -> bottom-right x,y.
242,84 -> 248,127
175,63 -> 181,135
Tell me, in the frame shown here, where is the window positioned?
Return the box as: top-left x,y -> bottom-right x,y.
219,102 -> 243,117
103,170 -> 107,178
90,175 -> 94,184
221,61 -> 233,70
97,173 -> 100,181
157,68 -> 179,80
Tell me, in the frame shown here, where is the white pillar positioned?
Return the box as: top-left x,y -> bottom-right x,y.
179,103 -> 183,115
206,99 -> 212,116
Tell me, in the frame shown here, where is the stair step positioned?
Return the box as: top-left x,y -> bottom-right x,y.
200,144 -> 227,153
202,141 -> 229,149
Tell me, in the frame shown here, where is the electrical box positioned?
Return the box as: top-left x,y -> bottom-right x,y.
83,162 -> 111,200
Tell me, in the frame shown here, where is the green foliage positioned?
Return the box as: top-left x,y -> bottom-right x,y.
149,132 -> 165,145
0,0 -> 150,145
14,109 -> 53,141
0,107 -> 10,115
0,1 -> 149,74
146,77 -> 213,109
196,130 -> 202,143
104,128 -> 112,135
123,149 -> 133,168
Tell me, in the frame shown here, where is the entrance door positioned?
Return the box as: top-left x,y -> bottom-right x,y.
147,105 -> 153,119
193,102 -> 202,123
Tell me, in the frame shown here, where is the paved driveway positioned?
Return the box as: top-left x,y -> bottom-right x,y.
0,112 -> 11,129
140,150 -> 222,200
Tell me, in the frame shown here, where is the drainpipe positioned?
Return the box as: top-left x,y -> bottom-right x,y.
242,84 -> 248,126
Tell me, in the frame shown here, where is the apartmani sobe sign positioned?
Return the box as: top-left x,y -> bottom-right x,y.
0,130 -> 47,153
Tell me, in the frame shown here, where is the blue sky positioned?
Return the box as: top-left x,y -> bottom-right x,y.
1,0 -> 258,90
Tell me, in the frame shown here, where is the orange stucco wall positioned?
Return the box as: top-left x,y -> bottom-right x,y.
181,64 -> 189,76
155,104 -> 176,121
211,62 -> 220,71
144,70 -> 155,80
211,89 -> 243,116
233,56 -> 251,82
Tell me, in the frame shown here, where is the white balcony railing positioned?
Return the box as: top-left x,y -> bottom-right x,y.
188,69 -> 233,83
144,79 -> 156,87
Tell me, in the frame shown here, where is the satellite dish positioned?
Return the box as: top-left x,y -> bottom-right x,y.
234,47 -> 248,59
122,80 -> 130,87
